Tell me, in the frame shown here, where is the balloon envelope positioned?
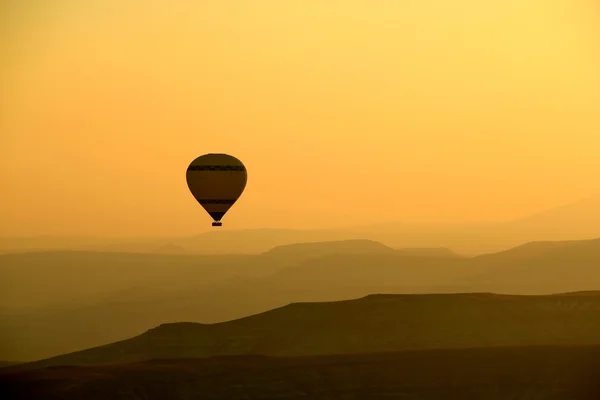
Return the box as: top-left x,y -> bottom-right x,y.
186,153 -> 247,225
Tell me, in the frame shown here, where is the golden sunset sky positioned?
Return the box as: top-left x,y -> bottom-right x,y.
1,0 -> 599,236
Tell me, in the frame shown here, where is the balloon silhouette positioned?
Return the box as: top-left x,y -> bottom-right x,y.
186,153 -> 247,226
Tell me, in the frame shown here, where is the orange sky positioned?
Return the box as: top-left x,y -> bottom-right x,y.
1,0 -> 599,236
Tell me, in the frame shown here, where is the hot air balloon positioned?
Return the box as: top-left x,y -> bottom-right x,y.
186,153 -> 247,227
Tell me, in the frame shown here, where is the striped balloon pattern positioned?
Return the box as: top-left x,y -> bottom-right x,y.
186,153 -> 247,226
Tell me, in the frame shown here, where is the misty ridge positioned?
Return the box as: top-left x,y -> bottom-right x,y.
2,193 -> 600,256
2,231 -> 600,363
4,0 -> 600,396
2,195 -> 600,399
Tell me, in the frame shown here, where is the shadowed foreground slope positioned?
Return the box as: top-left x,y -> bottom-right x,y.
12,292 -> 600,369
2,346 -> 600,400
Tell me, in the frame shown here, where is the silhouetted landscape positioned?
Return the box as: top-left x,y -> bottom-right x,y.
3,237 -> 600,362
3,288 -> 600,398
4,1 -> 600,398
2,237 -> 600,398
5,290 -> 600,370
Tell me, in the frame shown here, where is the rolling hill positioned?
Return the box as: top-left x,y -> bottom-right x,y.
2,346 -> 600,400
0,241 -> 468,361
152,242 -> 189,254
10,291 -> 600,369
0,251 -> 258,309
3,238 -> 600,362
263,239 -> 395,257
467,237 -> 600,290
0,240 -> 460,310
474,237 -> 600,260
0,235 -> 165,254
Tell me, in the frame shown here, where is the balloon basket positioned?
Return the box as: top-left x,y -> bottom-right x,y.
212,222 -> 222,227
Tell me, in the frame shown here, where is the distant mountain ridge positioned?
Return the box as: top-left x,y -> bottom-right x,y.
152,243 -> 188,254
475,237 -> 600,259
505,193 -> 600,233
264,239 -> 395,257
3,237 -> 600,362
2,193 -> 600,255
396,247 -> 460,257
262,239 -> 458,263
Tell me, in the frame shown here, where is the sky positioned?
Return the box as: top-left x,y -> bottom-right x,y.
1,0 -> 599,236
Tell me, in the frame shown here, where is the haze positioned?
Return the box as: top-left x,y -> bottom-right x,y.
2,0 -> 599,236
